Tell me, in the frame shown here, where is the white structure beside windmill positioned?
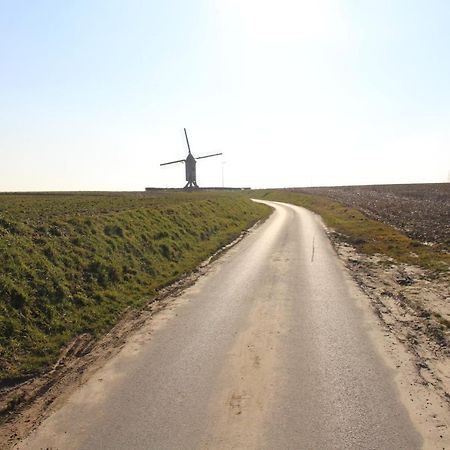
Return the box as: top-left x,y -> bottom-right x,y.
160,129 -> 222,190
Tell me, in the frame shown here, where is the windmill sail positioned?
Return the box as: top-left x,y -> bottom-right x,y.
184,128 -> 192,154
160,159 -> 186,166
196,153 -> 222,160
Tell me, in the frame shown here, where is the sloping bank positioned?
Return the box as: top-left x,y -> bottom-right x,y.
0,193 -> 270,383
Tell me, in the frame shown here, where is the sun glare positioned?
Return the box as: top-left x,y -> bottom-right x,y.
222,0 -> 346,45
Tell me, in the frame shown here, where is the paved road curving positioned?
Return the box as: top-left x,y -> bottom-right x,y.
17,200 -> 421,449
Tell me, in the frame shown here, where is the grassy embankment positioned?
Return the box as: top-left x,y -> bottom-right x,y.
0,192 -> 270,383
252,190 -> 450,272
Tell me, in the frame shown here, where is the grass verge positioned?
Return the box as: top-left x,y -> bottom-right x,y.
0,192 -> 270,383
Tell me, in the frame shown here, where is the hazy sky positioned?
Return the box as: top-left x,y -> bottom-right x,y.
1,0 -> 450,191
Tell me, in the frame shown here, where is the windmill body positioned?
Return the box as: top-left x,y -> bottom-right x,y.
185,152 -> 197,188
160,129 -> 222,190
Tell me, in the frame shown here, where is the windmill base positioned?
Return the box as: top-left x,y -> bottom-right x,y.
184,181 -> 199,190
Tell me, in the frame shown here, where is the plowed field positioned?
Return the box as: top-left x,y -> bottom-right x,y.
294,183 -> 449,248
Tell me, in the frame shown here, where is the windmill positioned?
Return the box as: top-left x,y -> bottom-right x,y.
160,129 -> 222,190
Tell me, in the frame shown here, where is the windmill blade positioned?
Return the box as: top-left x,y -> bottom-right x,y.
160,159 -> 186,166
196,152 -> 223,160
184,128 -> 192,154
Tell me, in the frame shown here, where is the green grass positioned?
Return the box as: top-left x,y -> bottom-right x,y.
0,192 -> 270,383
252,190 -> 450,272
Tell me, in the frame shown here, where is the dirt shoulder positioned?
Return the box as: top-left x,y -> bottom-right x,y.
328,229 -> 450,449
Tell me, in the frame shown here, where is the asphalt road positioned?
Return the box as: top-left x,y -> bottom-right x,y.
17,200 -> 421,450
